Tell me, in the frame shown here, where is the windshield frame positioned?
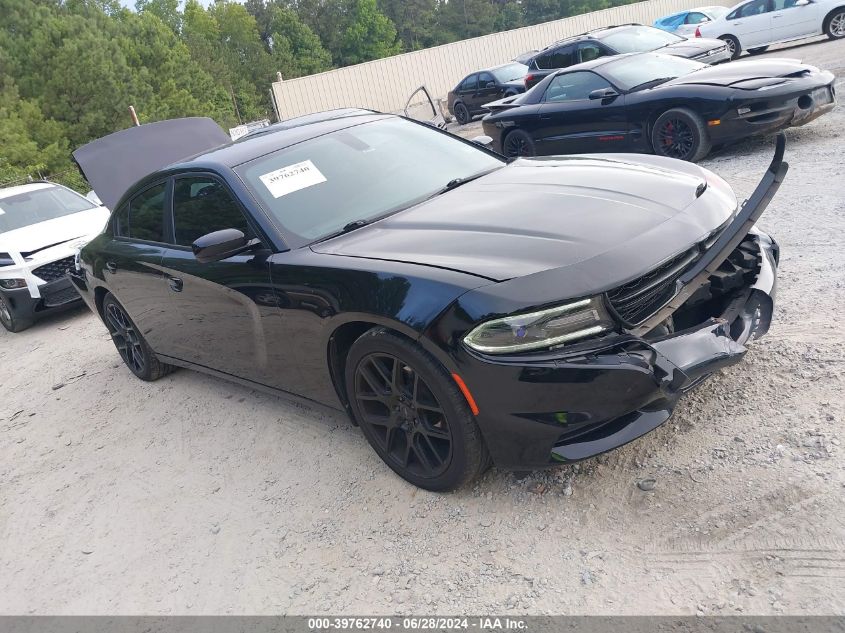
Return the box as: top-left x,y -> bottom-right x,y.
234,116 -> 506,249
0,183 -> 98,235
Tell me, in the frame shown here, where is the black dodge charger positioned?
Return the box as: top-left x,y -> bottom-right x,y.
71,114 -> 785,490
483,52 -> 835,161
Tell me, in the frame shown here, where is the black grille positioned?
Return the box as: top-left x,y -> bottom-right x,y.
42,285 -> 80,307
607,246 -> 700,325
33,256 -> 75,282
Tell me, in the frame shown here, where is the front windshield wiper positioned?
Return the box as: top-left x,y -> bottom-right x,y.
427,167 -> 501,200
628,76 -> 676,91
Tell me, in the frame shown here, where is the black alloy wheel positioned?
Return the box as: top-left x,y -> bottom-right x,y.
651,108 -> 711,162
503,129 -> 536,158
719,35 -> 741,59
346,328 -> 488,490
102,293 -> 174,381
0,292 -> 32,333
454,102 -> 470,125
354,353 -> 452,479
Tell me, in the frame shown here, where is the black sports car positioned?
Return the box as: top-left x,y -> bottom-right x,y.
447,62 -> 529,124
483,52 -> 835,161
71,113 -> 784,491
523,24 -> 731,89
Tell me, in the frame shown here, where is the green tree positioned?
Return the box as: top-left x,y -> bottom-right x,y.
135,0 -> 182,33
338,0 -> 402,66
267,5 -> 333,76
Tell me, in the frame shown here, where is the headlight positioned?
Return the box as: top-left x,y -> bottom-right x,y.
463,297 -> 614,354
0,278 -> 27,290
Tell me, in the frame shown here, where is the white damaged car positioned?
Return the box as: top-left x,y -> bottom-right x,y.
0,182 -> 110,332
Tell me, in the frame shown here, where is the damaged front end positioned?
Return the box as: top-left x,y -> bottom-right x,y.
446,134 -> 787,469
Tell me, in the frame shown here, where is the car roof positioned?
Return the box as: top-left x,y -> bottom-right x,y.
0,182 -> 57,200
535,23 -> 645,52
167,112 -> 393,171
242,108 -> 376,139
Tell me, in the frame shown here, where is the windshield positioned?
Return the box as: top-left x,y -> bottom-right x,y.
602,54 -> 705,90
236,117 -> 504,247
491,63 -> 528,83
600,25 -> 685,53
0,185 -> 97,234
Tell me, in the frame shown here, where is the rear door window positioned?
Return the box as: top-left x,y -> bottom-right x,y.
123,183 -> 166,242
460,74 -> 478,91
537,45 -> 576,69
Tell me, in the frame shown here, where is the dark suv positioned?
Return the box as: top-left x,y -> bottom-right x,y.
523,24 -> 730,89
447,62 -> 528,124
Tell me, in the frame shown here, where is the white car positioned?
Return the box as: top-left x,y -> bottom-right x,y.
0,182 -> 110,332
695,0 -> 845,58
654,6 -> 731,36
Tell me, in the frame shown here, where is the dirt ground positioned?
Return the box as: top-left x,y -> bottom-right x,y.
1,37 -> 844,616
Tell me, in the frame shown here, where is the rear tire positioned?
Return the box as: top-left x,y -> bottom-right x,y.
102,293 -> 175,381
651,108 -> 712,162
719,34 -> 742,59
824,8 -> 845,39
0,292 -> 33,333
345,328 -> 488,491
747,45 -> 769,54
454,102 -> 470,125
502,129 -> 536,158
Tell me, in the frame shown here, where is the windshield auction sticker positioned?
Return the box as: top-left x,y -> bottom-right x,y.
259,160 -> 327,198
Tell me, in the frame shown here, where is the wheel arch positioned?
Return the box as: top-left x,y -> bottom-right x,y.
94,285 -> 110,322
326,316 -> 465,424
327,319 -> 428,425
823,6 -> 845,30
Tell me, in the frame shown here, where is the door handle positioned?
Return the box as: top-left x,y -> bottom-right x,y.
105,261 -> 117,274
773,14 -> 782,17
168,276 -> 183,292
733,20 -> 743,24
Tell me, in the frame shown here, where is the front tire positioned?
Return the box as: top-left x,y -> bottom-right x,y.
502,129 -> 536,158
824,8 -> 845,39
345,328 -> 488,491
453,102 -> 470,125
0,292 -> 33,333
651,108 -> 712,162
102,293 -> 174,381
719,34 -> 742,59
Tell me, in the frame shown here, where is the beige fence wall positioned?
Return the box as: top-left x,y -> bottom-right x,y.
272,0 -> 733,119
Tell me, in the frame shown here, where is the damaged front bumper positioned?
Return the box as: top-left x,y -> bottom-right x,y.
457,135 -> 787,469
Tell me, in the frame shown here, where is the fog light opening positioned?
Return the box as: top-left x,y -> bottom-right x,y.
797,94 -> 813,110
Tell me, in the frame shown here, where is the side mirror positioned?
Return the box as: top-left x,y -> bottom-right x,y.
794,0 -> 810,6
470,135 -> 494,148
192,228 -> 257,263
589,87 -> 619,100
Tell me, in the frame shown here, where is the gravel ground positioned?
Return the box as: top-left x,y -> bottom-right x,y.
1,37 -> 844,616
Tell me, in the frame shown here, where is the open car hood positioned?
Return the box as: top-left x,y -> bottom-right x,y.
312,154 -> 738,283
72,117 -> 231,210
